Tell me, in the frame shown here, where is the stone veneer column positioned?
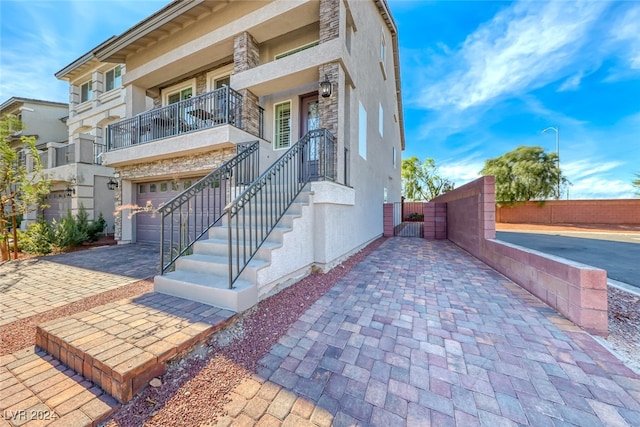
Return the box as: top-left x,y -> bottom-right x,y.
234,32 -> 259,73
320,0 -> 339,42
319,62 -> 339,180
238,89 -> 260,137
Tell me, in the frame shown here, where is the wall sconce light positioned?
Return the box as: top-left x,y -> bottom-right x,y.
107,177 -> 119,191
320,75 -> 332,98
65,185 -> 75,197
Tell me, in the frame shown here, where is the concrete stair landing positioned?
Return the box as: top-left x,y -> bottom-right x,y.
35,292 -> 237,404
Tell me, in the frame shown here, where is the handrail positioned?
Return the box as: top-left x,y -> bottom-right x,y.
107,86 -> 242,151
225,128 -> 336,288
159,141 -> 259,274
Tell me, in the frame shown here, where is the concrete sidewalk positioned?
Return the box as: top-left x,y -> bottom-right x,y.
218,239 -> 640,426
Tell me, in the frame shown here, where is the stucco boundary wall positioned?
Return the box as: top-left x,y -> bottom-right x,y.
428,176 -> 608,336
497,199 -> 640,225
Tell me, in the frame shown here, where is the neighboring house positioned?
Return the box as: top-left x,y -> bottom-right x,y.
68,0 -> 404,311
54,40 -> 150,234
0,97 -> 77,227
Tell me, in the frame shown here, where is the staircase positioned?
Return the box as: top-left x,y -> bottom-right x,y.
155,129 -> 336,313
155,188 -> 313,312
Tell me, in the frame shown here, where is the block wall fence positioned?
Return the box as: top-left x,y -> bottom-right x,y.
497,199 -> 640,225
383,177 -> 608,336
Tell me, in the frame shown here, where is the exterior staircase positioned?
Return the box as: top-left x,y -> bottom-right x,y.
154,128 -> 335,313
154,188 -> 312,312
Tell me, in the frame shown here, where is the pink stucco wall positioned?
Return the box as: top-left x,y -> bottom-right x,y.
430,177 -> 608,336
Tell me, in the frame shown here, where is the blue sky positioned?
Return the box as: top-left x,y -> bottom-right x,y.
1,0 -> 638,199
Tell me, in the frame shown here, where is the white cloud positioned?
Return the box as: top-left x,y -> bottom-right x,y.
562,159 -> 625,181
610,4 -> 640,70
569,177 -> 635,199
558,72 -> 585,92
418,0 -> 608,111
439,158 -> 483,185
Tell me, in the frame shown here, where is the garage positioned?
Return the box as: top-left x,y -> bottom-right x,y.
43,190 -> 71,222
135,178 -> 198,244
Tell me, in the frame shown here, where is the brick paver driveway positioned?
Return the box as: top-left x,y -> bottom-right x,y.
220,239 -> 640,426
0,244 -> 158,326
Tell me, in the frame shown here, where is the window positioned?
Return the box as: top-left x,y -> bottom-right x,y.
214,76 -> 230,89
379,103 -> 384,136
274,101 -> 291,150
139,184 -> 146,194
275,41 -> 319,60
168,88 -> 192,104
105,66 -> 122,91
80,81 -> 93,103
150,184 -> 157,193
160,183 -> 167,192
358,102 -> 367,159
393,147 -> 397,168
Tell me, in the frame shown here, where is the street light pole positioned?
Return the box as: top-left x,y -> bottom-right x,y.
542,126 -> 560,200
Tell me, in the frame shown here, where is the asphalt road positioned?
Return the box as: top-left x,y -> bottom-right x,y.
496,231 -> 640,289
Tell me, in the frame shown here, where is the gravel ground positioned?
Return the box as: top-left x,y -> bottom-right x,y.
603,287 -> 640,375
1,236 -> 638,426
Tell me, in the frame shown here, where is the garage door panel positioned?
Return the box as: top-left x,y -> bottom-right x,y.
136,177 -> 227,244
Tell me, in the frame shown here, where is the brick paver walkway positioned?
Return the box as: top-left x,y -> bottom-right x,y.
217,239 -> 640,426
0,245 -> 158,326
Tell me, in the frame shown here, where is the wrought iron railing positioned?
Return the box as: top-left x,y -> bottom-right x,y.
225,128 -> 336,288
158,141 -> 259,274
106,86 -> 242,151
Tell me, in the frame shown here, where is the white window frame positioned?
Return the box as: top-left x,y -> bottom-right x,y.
379,103 -> 384,137
206,65 -> 234,92
80,80 -> 93,103
393,147 -> 397,169
274,41 -> 319,60
162,79 -> 196,106
358,102 -> 367,160
105,65 -> 122,92
274,100 -> 292,150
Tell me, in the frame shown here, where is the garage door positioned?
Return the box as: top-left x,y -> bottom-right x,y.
43,191 -> 71,222
136,177 -> 228,244
136,179 -> 194,244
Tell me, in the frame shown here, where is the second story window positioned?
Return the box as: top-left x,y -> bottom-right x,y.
81,80 -> 93,103
105,66 -> 122,91
168,87 -> 192,104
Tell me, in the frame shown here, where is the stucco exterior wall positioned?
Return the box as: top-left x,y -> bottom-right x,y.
19,102 -> 68,143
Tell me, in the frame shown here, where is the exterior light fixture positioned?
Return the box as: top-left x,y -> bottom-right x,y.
107,177 -> 119,191
65,185 -> 75,197
320,75 -> 332,98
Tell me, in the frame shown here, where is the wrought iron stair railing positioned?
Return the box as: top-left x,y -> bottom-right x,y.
159,141 -> 259,274
225,128 -> 336,288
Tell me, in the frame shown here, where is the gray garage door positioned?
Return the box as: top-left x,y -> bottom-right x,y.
135,179 -> 200,244
43,191 -> 71,222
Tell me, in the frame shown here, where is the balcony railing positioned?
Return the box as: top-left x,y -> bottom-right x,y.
106,86 -> 242,151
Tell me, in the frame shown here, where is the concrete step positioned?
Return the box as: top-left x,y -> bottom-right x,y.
154,270 -> 258,313
175,253 -> 268,278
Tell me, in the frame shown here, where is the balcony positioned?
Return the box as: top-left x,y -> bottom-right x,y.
106,86 -> 243,152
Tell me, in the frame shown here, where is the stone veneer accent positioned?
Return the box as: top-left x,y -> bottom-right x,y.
320,0 -> 339,42
113,147 -> 237,240
234,32 -> 259,73
319,62 -> 339,177
239,89 -> 260,137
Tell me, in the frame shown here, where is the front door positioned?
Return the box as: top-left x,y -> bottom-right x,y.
300,94 -> 320,181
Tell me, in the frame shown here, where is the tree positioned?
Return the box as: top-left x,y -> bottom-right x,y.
481,145 -> 569,205
0,114 -> 50,260
633,173 -> 640,197
401,156 -> 454,201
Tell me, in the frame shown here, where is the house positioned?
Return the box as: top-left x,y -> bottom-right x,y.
69,0 -> 404,311
0,97 -> 91,227
52,40 -> 153,235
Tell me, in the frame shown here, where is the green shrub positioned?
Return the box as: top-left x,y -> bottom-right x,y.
18,217 -> 54,255
87,212 -> 106,242
51,211 -> 87,252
